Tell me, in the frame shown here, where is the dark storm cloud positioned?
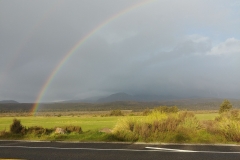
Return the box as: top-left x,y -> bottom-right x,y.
0,0 -> 240,102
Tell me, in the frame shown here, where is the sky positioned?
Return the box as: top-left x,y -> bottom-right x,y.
0,0 -> 240,103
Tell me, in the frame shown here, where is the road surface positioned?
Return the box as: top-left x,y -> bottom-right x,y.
0,140 -> 240,160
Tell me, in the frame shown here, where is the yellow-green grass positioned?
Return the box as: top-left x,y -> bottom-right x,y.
112,111 -> 237,143
0,112 -> 228,143
0,113 -> 219,132
0,116 -> 123,132
195,113 -> 218,120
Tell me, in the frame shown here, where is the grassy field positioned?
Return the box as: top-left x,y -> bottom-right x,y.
2,110 -> 240,143
0,116 -> 121,132
0,112 -> 218,132
195,113 -> 218,120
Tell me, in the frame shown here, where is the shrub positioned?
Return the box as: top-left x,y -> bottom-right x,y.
109,110 -> 124,116
112,117 -> 139,141
0,129 -> 7,136
10,119 -> 24,134
63,126 -> 82,134
113,110 -> 201,142
201,120 -> 218,134
178,114 -> 201,131
230,110 -> 240,120
152,115 -> 180,132
113,117 -> 136,132
154,106 -> 179,113
142,108 -> 152,116
27,126 -> 54,135
212,112 -> 240,142
217,118 -> 240,142
215,110 -> 240,121
113,130 -> 138,142
178,111 -> 195,121
174,132 -> 191,142
0,130 -> 11,138
145,110 -> 167,123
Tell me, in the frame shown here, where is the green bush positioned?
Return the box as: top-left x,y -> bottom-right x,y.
109,110 -> 124,116
174,132 -> 191,142
154,106 -> 179,113
142,108 -> 152,116
152,115 -> 180,132
217,118 -> 240,142
212,112 -> 240,142
27,126 -> 54,135
63,126 -> 82,134
10,119 -> 24,134
0,130 -> 7,136
57,114 -> 62,117
215,110 -> 240,121
178,114 -> 201,131
230,110 -> 240,120
201,120 -> 218,134
113,117 -> 136,132
113,130 -> 138,142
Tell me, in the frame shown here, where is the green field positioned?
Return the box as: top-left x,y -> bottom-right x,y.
1,111 -> 240,143
0,116 -> 121,132
195,113 -> 218,120
0,113 -> 218,132
1,100 -> 239,143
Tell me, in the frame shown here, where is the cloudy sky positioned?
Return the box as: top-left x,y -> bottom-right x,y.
0,0 -> 240,102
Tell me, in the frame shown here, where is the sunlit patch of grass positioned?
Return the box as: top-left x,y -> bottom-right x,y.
195,113 -> 218,120
0,116 -> 120,132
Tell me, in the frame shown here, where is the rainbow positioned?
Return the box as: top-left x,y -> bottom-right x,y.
31,0 -> 155,115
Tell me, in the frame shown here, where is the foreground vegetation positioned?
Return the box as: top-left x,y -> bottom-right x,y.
1,100 -> 240,144
113,110 -> 240,143
111,101 -> 240,143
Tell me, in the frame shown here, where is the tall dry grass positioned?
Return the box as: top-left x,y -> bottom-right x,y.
113,109 -> 240,143
113,111 -> 202,142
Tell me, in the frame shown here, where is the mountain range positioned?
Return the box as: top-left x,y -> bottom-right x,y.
66,92 -> 180,103
1,92 -> 239,104
0,100 -> 19,104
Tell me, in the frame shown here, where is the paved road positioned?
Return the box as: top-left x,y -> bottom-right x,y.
0,140 -> 240,160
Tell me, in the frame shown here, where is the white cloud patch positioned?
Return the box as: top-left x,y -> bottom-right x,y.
207,38 -> 240,55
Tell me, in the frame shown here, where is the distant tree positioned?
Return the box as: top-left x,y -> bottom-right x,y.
219,99 -> 232,114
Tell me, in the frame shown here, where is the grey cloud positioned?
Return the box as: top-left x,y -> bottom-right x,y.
0,0 -> 240,102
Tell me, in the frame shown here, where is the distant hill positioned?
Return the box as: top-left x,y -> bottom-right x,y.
97,93 -> 134,102
60,92 -> 181,103
0,100 -> 19,104
97,92 -> 179,103
0,98 -> 240,112
61,96 -> 105,103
